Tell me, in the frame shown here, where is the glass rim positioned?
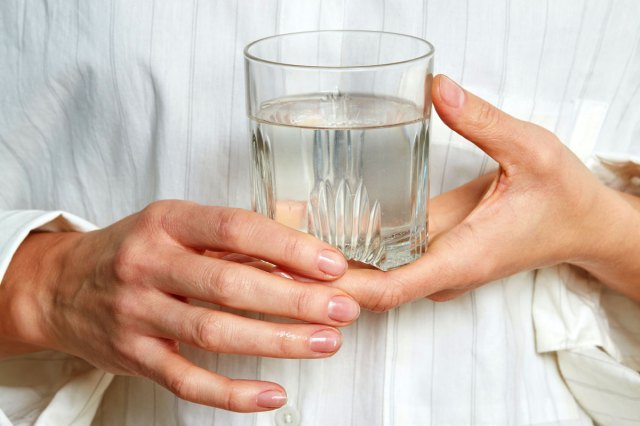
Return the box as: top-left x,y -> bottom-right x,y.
244,30 -> 435,70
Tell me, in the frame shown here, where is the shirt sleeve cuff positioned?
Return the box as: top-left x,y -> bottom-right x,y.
588,153 -> 640,196
0,210 -> 98,286
0,211 -> 111,426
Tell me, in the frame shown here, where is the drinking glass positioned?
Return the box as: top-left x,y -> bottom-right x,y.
244,30 -> 434,270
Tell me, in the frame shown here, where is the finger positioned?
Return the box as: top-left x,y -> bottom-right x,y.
202,251 -> 233,259
243,260 -> 275,273
159,203 -> 347,280
219,253 -> 261,264
332,219 -> 503,311
140,339 -> 288,411
211,252 -> 275,272
429,171 -> 498,238
330,261 -> 433,312
432,74 -> 552,169
204,251 -> 275,272
427,289 -> 467,302
203,251 -> 261,262
153,249 -> 360,326
271,268 -> 319,283
329,255 -> 458,312
145,297 -> 344,358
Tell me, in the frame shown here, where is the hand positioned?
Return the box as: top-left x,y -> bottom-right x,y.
0,201 -> 360,412
330,74 -> 640,310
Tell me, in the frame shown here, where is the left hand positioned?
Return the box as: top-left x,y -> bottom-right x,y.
325,74 -> 639,310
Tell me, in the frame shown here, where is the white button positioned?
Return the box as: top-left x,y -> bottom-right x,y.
274,405 -> 301,426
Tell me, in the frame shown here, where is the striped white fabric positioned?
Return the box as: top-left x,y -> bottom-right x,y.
1,0 -> 639,425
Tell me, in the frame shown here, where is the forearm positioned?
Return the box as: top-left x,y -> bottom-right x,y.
573,188 -> 640,301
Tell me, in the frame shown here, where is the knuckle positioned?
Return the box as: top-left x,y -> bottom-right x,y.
165,370 -> 192,399
212,208 -> 246,244
275,329 -> 298,357
201,263 -> 245,303
112,243 -> 144,283
290,287 -> 314,319
472,101 -> 501,135
111,290 -> 140,319
139,200 -> 192,239
193,313 -> 226,350
530,134 -> 564,174
141,200 -> 167,217
368,285 -> 403,313
222,381 -> 244,412
112,206 -> 177,284
138,201 -> 172,229
281,234 -> 304,263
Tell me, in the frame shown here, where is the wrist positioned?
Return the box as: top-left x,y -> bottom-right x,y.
569,186 -> 640,298
0,231 -> 83,355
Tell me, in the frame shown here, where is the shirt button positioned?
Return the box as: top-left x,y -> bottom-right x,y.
274,405 -> 301,426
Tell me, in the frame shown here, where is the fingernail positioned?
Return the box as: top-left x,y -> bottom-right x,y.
256,389 -> 287,408
439,75 -> 465,108
221,253 -> 255,263
328,296 -> 360,322
272,269 -> 318,283
272,269 -> 294,280
309,329 -> 341,353
318,250 -> 346,277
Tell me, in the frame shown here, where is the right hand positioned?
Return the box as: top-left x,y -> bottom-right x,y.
0,201 -> 359,412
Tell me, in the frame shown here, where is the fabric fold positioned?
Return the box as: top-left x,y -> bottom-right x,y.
532,154 -> 640,424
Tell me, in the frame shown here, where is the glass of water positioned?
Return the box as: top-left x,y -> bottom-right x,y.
244,30 -> 434,270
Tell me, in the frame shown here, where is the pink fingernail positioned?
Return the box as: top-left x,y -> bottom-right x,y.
309,329 -> 341,353
272,269 -> 294,280
439,75 -> 465,108
256,389 -> 287,408
328,296 -> 360,322
221,253 -> 255,263
318,250 -> 347,277
272,269 -> 319,283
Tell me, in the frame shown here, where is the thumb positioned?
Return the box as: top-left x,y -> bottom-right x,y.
432,74 -> 549,169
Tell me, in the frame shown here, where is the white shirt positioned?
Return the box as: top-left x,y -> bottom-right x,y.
1,0 -> 639,425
